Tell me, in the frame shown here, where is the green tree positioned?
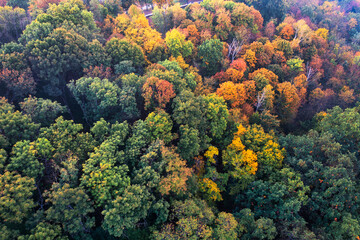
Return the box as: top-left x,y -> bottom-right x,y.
20,96 -> 66,126
19,222 -> 68,240
237,168 -> 309,221
177,125 -> 200,161
102,185 -> 152,237
105,38 -> 145,70
203,94 -> 229,140
21,0 -> 99,42
236,208 -> 277,240
7,138 -> 53,179
26,28 -> 89,96
145,110 -> 173,144
44,183 -> 95,238
67,77 -> 121,124
81,137 -> 130,207
39,116 -> 95,161
0,100 -> 40,147
315,106 -> 360,152
198,39 -> 223,76
0,171 -> 35,223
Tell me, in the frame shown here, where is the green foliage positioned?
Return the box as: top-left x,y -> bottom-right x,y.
20,96 -> 66,126
286,58 -> 304,75
39,116 -> 95,160
198,39 -> 223,76
315,106 -> 360,152
0,102 -> 40,147
7,138 -> 53,179
26,28 -> 89,96
165,29 -> 193,58
145,110 -> 173,144
178,125 -> 200,160
0,171 -> 35,223
68,77 -> 120,123
237,168 -> 309,221
236,208 -> 277,240
19,222 -> 68,240
203,94 -> 229,140
102,185 -> 152,237
81,137 -> 130,207
105,38 -> 145,70
44,183 -> 95,238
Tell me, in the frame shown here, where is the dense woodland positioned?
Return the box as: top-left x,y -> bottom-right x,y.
2,0 -> 360,239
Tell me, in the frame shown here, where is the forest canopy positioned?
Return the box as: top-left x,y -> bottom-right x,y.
1,0 -> 360,239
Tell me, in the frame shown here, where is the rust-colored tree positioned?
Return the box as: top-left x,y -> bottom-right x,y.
142,76 -> 176,111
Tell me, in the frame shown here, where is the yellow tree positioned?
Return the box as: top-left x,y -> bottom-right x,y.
223,124 -> 258,193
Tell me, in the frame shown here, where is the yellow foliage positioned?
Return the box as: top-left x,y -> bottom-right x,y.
234,124 -> 247,138
199,178 -> 223,201
204,146 -> 219,164
243,49 -> 257,68
315,28 -> 329,40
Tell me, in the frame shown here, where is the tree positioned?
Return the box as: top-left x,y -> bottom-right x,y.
249,68 -> 279,88
213,212 -> 238,239
236,208 -> 277,240
18,222 -> 67,240
236,168 -> 309,222
26,28 -> 89,96
249,0 -> 288,22
67,77 -> 121,124
6,0 -> 29,9
142,77 -> 176,111
223,124 -> 258,193
178,125 -> 200,161
276,82 -> 300,123
44,183 -> 95,238
20,96 -> 66,126
287,58 -> 304,76
81,137 -> 130,207
240,124 -> 285,172
243,49 -> 257,69
0,68 -> 36,101
0,171 -> 35,223
158,145 -> 192,196
165,28 -> 193,58
198,39 -> 224,76
0,101 -> 40,147
102,185 -> 152,237
315,105 -> 360,152
172,91 -> 206,130
280,130 -> 359,230
24,0 -> 99,41
199,177 -> 223,202
215,8 -> 233,41
203,94 -> 229,140
0,6 -> 28,44
7,138 -> 53,179
105,38 -> 145,70
153,198 -> 215,239
145,110 -> 173,144
39,116 -> 95,161
279,24 -> 295,40
216,81 -> 247,108
231,3 -> 263,33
